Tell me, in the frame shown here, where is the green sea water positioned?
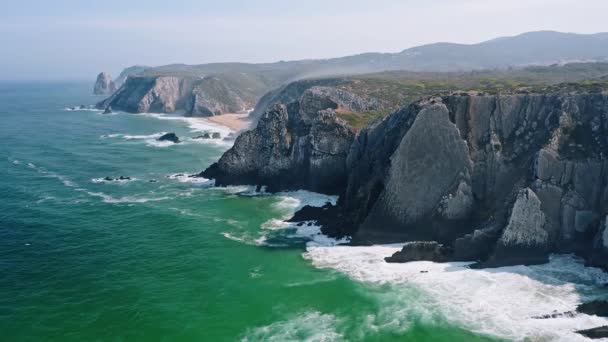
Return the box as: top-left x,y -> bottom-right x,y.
1,82 -> 607,341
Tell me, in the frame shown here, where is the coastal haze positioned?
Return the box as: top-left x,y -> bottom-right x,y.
4,1 -> 608,341
2,0 -> 608,80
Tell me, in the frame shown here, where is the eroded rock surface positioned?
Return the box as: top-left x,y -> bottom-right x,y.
93,72 -> 116,95
204,86 -> 608,268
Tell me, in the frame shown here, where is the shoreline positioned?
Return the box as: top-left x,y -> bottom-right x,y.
204,113 -> 252,132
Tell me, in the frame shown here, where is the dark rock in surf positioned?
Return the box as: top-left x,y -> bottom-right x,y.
103,106 -> 113,114
157,133 -> 180,143
385,241 -> 453,263
577,326 -> 608,339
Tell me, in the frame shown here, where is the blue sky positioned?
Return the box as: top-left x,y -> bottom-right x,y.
1,0 -> 607,80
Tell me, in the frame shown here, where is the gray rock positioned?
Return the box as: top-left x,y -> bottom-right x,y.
157,133 -> 180,143
577,326 -> 608,339
93,72 -> 116,95
204,87 -> 608,269
483,188 -> 550,267
186,77 -> 247,117
385,241 -> 452,263
200,87 -> 378,194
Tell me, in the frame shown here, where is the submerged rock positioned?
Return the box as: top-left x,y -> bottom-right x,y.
532,310 -> 577,319
157,133 -> 180,143
102,176 -> 132,182
385,242 -> 453,263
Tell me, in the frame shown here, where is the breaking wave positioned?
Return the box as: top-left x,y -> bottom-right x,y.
304,245 -> 608,342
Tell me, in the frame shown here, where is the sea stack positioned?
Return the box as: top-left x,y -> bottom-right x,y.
93,72 -> 117,95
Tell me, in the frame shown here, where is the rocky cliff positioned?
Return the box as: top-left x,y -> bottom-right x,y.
93,72 -> 116,95
201,86 -> 383,194
96,75 -> 252,116
202,84 -> 608,269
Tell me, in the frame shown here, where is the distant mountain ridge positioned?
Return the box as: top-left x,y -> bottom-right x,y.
97,31 -> 608,116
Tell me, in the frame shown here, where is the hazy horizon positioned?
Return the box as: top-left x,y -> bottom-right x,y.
1,0 -> 607,80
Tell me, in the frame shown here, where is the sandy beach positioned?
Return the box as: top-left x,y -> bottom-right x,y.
206,113 -> 252,132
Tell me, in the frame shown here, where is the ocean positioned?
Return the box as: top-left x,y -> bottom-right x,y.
1,81 -> 607,341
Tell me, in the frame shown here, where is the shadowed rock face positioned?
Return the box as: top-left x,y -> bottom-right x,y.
203,87 -> 608,268
334,91 -> 608,268
200,87 -> 378,194
93,72 -> 116,95
385,241 -> 452,263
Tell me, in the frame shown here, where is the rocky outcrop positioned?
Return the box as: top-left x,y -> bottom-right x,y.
157,133 -> 180,143
97,76 -> 198,113
385,242 -> 452,263
186,77 -> 247,117
114,65 -> 149,87
577,326 -> 608,339
93,72 -> 116,95
204,85 -> 608,269
200,87 -> 382,194
326,90 -> 608,268
482,188 -> 550,267
249,79 -> 351,122
96,75 -> 251,116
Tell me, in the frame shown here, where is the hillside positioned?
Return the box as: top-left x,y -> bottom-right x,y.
96,31 -> 608,116
249,62 -> 608,129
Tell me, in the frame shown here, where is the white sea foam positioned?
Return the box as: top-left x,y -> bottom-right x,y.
167,173 -> 214,185
100,132 -> 181,148
91,177 -> 138,184
64,106 -> 101,112
122,133 -> 166,140
12,159 -> 20,165
221,232 -> 248,243
260,191 -> 337,229
100,133 -> 122,139
274,190 -> 338,210
242,311 -> 342,342
21,161 -> 79,188
304,246 -> 608,342
137,112 -> 235,147
86,191 -> 170,204
36,195 -> 56,204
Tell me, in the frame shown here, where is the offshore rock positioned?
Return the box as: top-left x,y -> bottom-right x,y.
93,72 -> 116,95
157,133 -> 180,143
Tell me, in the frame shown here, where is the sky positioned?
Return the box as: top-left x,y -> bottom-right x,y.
1,0 -> 607,80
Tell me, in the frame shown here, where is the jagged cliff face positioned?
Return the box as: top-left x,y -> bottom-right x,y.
186,77 -> 247,117
203,87 -> 608,269
344,92 -> 608,267
201,87 -> 383,194
93,72 -> 116,95
96,75 -> 252,116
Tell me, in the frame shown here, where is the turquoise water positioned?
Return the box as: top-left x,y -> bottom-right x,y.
1,82 -> 606,341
